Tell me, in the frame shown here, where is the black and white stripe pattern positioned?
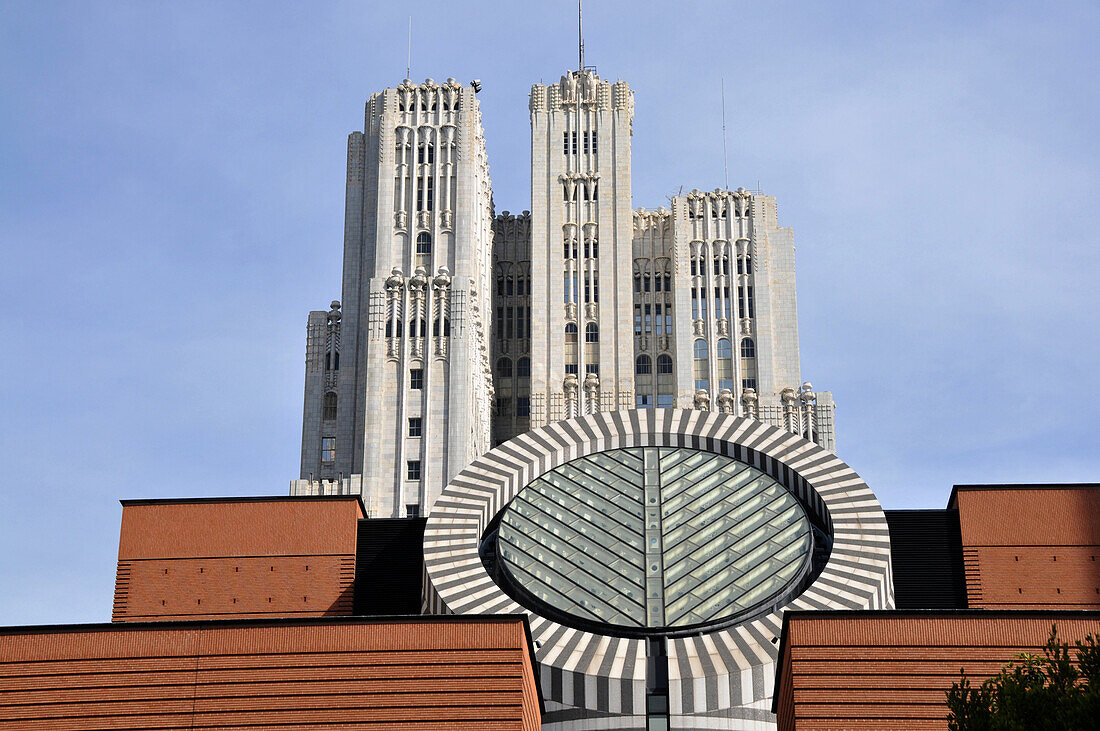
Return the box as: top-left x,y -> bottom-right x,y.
424,410 -> 893,729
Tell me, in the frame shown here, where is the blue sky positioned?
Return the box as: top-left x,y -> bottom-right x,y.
1,1 -> 1097,626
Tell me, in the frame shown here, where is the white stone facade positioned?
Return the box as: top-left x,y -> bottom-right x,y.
296,69 -> 837,513
294,79 -> 494,517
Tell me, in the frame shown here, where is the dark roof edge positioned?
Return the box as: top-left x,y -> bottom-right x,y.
772,608 -> 1100,714
0,612 -> 532,635
120,494 -> 367,514
785,608 -> 1100,619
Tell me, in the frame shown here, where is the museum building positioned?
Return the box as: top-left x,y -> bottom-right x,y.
1,409 -> 1097,729
2,67 -> 1097,731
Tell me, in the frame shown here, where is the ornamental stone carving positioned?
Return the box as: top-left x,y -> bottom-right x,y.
583,372 -> 600,414
694,389 -> 710,411
408,266 -> 428,294
385,267 -> 404,296
716,388 -> 734,414
741,387 -> 758,419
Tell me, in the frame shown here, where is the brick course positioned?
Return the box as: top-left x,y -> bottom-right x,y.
775,611 -> 1100,730
112,497 -> 363,622
0,616 -> 541,730
953,486 -> 1100,608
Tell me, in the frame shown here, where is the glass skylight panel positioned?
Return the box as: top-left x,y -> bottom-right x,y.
496,446 -> 815,633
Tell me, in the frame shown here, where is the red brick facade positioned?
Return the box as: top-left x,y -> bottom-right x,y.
0,616 -> 541,730
953,486 -> 1100,608
775,611 -> 1100,730
112,497 -> 364,621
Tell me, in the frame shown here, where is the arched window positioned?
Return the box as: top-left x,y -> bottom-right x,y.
740,338 -> 755,358
635,355 -> 652,374
496,357 -> 513,378
565,323 -> 578,374
585,323 -> 599,343
693,338 -> 709,393
657,354 -> 673,374
433,317 -> 450,337
322,392 -> 337,421
516,357 -> 530,378
717,338 -> 733,392
415,232 -> 432,254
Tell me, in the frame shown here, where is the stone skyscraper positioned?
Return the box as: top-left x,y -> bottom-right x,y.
294,78 -> 494,518
296,69 -> 835,516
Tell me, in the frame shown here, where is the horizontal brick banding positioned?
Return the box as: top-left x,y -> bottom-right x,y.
775,610 -> 1100,730
113,497 -> 363,622
954,486 -> 1100,609
0,616 -> 541,730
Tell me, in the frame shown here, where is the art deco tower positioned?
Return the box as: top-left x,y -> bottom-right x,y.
295,78 -> 495,518
491,70 -> 835,450
298,69 -> 836,516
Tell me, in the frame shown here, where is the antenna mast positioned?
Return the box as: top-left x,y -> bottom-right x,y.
721,77 -> 729,190
406,17 -> 412,79
578,0 -> 584,70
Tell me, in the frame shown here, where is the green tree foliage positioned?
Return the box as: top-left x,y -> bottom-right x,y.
946,625 -> 1100,730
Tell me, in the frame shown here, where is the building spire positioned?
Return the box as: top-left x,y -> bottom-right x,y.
578,0 -> 584,71
721,77 -> 729,190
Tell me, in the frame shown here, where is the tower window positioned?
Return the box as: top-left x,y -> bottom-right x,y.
416,232 -> 432,254
497,357 -> 513,378
321,437 -> 335,463
433,317 -> 450,337
418,177 -> 434,211
410,368 -> 424,389
657,354 -> 673,374
563,131 -> 577,156
693,338 -> 709,393
636,355 -> 652,374
408,417 -> 422,437
517,357 -> 531,378
406,504 -> 420,518
738,285 -> 755,318
585,323 -> 599,343
740,338 -> 756,358
406,460 -> 421,480
322,392 -> 337,421
564,272 -> 578,303
583,274 -> 599,303
417,143 -> 434,164
516,396 -> 530,417
583,130 -> 598,155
